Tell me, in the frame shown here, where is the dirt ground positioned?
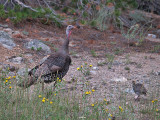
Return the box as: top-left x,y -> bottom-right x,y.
0,19 -> 160,119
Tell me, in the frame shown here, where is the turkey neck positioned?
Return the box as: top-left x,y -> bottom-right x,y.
61,31 -> 71,54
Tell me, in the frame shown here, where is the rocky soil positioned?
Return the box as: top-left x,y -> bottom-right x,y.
0,19 -> 160,119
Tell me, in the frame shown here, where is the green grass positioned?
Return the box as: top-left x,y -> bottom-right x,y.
90,50 -> 97,57
0,68 -> 159,120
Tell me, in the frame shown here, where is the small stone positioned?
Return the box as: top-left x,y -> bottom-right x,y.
111,76 -> 127,82
3,28 -> 13,34
7,56 -> 23,64
92,67 -> 99,70
0,31 -> 16,50
90,70 -> 96,75
22,31 -> 29,36
0,24 -> 8,28
24,39 -> 51,54
147,34 -> 156,38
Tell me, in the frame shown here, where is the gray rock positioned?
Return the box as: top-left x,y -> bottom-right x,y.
4,28 -> 13,34
7,56 -> 23,64
24,39 -> 51,54
111,76 -> 128,82
0,24 -> 8,28
17,68 -> 31,76
125,88 -> 134,94
92,67 -> 99,70
0,31 -> 16,49
90,70 -> 97,75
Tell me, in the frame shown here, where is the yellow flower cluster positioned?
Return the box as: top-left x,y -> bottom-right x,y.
85,91 -> 91,95
91,104 -> 94,107
77,64 -> 93,71
39,95 -> 53,104
92,89 -> 95,92
39,95 -> 42,98
42,97 -> 46,103
152,99 -> 158,103
6,76 -> 16,80
89,65 -> 93,67
119,106 -> 123,112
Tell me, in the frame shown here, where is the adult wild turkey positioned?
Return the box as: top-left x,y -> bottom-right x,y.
19,25 -> 77,88
132,80 -> 147,100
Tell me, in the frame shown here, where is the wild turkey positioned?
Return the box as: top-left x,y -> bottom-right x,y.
18,25 -> 77,88
132,80 -> 147,100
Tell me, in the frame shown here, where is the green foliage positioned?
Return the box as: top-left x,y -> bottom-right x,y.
151,45 -> 160,53
37,47 -> 42,51
90,49 -> 97,57
106,53 -> 115,69
0,5 -> 61,26
0,5 -> 6,18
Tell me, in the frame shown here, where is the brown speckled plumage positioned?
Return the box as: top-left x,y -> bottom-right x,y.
18,25 -> 76,88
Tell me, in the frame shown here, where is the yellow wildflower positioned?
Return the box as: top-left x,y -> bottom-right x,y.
43,97 -> 46,100
108,118 -> 111,120
59,80 -> 61,82
46,99 -> 49,101
110,114 -> 113,117
13,76 -> 16,78
77,67 -> 80,70
154,99 -> 158,102
81,65 -> 83,68
54,94 -> 56,96
38,95 -> 42,98
88,91 -> 91,94
50,101 -> 53,104
105,109 -> 109,112
85,91 -> 89,95
8,76 -> 11,79
9,86 -> 12,89
156,109 -> 158,112
5,80 -> 8,83
92,89 -> 95,92
89,65 -> 93,67
119,106 -> 123,112
152,100 -> 155,103
42,99 -> 45,103
91,104 -> 94,107
9,82 -> 11,84
106,102 -> 108,105
104,98 -> 107,102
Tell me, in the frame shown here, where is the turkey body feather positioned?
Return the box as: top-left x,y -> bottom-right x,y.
29,52 -> 71,84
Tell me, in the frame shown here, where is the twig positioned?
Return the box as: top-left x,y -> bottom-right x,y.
11,0 -> 15,9
42,0 -> 57,15
14,0 -> 38,12
4,0 -> 9,6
